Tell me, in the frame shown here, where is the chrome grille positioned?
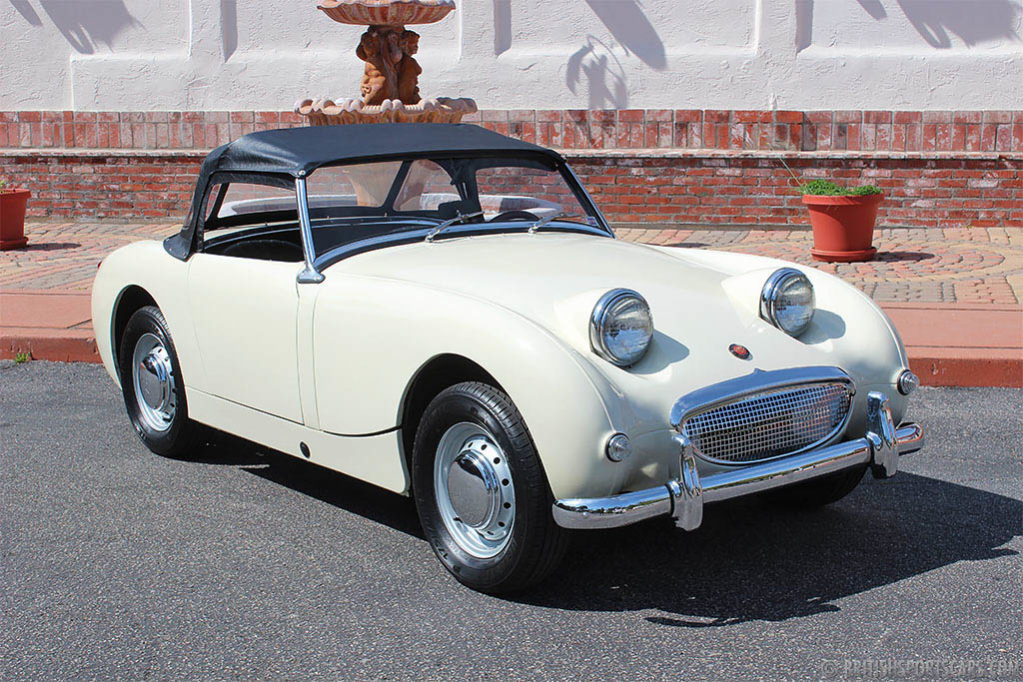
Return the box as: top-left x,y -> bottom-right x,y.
681,382 -> 853,464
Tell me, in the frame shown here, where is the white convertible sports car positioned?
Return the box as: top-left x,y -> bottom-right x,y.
93,123 -> 923,592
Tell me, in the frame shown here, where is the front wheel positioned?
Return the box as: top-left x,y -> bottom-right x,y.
412,382 -> 568,593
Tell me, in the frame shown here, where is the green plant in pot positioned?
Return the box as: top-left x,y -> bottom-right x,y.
1,178 -> 31,251
800,179 -> 884,263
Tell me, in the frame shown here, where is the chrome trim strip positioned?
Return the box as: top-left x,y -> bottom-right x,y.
698,438 -> 871,505
669,366 -> 854,430
312,221 -> 611,270
894,422 -> 924,455
295,177 -> 324,284
553,395 -> 923,531
552,487 -> 674,528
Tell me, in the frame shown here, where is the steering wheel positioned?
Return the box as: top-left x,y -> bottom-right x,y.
488,210 -> 539,223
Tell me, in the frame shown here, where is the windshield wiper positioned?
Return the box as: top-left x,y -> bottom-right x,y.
528,211 -> 566,234
425,211 -> 485,242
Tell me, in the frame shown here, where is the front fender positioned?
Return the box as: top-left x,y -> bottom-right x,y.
311,274 -> 626,499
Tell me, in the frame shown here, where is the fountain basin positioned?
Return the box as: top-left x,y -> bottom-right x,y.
295,97 -> 477,125
317,0 -> 455,26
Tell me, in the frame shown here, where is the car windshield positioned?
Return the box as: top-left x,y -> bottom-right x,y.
297,156 -> 601,259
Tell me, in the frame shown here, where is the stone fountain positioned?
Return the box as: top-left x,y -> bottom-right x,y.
295,0 -> 477,125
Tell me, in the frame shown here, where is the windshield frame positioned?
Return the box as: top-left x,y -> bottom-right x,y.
298,154 -> 614,275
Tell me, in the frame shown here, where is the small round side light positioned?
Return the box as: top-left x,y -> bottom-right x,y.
605,433 -> 632,462
897,370 -> 920,396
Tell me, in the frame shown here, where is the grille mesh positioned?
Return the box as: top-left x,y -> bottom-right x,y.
682,383 -> 853,464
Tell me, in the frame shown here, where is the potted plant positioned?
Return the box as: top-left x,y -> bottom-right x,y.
1,179 -> 31,251
800,180 -> 884,262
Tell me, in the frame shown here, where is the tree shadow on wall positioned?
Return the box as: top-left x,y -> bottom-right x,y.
8,0 -> 42,26
854,0 -> 1022,48
566,1 -> 668,109
37,0 -> 141,54
803,0 -> 1021,51
897,0 -> 1021,48
584,0 -> 667,69
566,37 -> 629,109
492,0 -> 511,56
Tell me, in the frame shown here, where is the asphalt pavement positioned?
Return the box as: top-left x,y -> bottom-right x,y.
1,362 -> 1020,680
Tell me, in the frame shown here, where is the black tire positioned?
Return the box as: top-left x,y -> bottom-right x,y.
769,465 -> 867,508
411,381 -> 569,593
118,305 -> 200,458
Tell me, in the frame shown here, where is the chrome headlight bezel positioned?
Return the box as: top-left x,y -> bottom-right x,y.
589,288 -> 654,367
760,268 -> 816,337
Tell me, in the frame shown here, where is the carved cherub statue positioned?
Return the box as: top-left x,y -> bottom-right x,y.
357,27 -> 402,105
397,30 -> 422,105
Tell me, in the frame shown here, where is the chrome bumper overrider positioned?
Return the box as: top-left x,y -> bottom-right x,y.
553,392 -> 924,531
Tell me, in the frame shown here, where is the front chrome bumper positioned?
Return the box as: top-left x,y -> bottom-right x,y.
553,391 -> 924,531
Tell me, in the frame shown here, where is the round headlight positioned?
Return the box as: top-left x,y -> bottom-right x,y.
760,268 -> 815,337
590,289 -> 653,367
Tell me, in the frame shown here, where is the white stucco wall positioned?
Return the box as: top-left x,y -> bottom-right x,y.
2,0 -> 1021,111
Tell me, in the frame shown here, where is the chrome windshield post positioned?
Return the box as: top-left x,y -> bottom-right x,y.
294,176 -> 324,284
562,163 -> 615,238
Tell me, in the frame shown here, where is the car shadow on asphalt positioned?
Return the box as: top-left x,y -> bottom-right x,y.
229,445 -> 1019,625
239,449 -> 424,539
512,473 -> 1021,626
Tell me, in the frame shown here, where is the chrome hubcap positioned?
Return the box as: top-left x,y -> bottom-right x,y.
131,333 -> 176,432
434,422 -> 515,558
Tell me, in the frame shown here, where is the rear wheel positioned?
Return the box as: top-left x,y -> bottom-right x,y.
412,382 -> 568,593
118,306 -> 200,458
769,465 -> 867,508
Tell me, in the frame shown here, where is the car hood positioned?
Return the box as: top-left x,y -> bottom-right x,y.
331,232 -> 736,341
329,232 -> 905,433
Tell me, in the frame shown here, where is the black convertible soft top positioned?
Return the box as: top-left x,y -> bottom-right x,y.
165,123 -> 565,259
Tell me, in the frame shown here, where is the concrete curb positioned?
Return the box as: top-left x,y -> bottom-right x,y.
2,330 -> 100,364
908,354 -> 1023,388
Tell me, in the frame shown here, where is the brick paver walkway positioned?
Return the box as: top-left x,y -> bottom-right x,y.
3,221 -> 1022,305
619,226 -> 1023,305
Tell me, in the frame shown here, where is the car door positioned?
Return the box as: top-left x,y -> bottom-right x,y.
185,254 -> 305,423
184,178 -> 306,424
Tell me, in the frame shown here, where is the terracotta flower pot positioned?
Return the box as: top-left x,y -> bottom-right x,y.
802,193 -> 883,262
1,187 -> 31,251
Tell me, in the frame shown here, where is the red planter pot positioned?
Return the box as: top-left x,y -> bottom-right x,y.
1,188 -> 31,251
802,193 -> 883,262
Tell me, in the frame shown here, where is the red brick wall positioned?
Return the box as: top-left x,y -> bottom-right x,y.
1,153 -> 204,219
573,154 -> 1021,228
3,109 -> 1022,153
2,109 -> 1021,228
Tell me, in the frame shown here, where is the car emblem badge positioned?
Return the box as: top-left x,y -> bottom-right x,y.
729,344 -> 751,360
